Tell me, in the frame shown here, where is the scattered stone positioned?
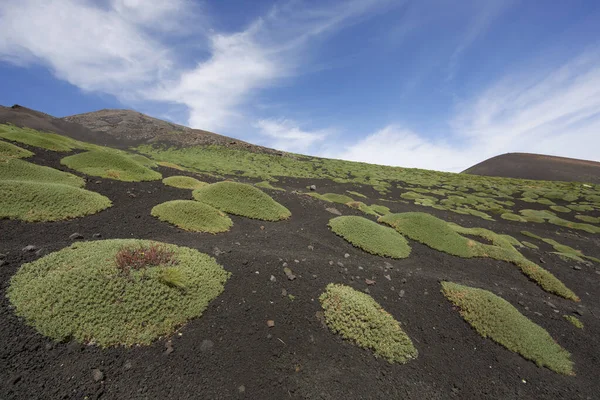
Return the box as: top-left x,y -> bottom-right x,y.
294,259 -> 299,263
22,245 -> 37,252
399,289 -> 405,297
365,279 -> 375,285
270,275 -> 276,282
92,369 -> 104,382
260,226 -> 265,230
315,311 -> 327,328
238,385 -> 246,394
401,278 -> 407,284
546,301 -> 557,309
336,262 -> 344,267
363,288 -> 370,294
574,309 -> 584,316
384,275 -> 391,281
92,233 -> 102,239
123,360 -> 133,370
266,320 -> 275,328
44,342 -> 55,351
384,261 -> 393,270
518,301 -> 525,306
309,185 -> 316,191
533,312 -> 543,317
282,262 -> 288,267
164,340 -> 174,355
200,339 -> 214,352
308,245 -> 314,251
213,247 -> 223,256
69,233 -> 84,241
95,180 -> 102,184
328,261 -> 334,266
325,207 -> 342,215
284,267 -> 296,281
0,260 -> 7,267
344,253 -> 350,259
0,253 -> 5,259
358,266 -> 363,270
539,257 -> 545,264
572,266 -> 582,271
281,288 -> 288,297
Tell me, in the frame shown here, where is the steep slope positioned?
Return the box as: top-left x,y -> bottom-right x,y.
463,152 -> 600,184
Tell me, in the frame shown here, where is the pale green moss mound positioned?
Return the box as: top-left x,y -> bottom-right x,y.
328,216 -> 410,258
151,200 -> 233,233
8,240 -> 231,347
162,175 -> 208,189
0,180 -> 111,222
61,150 -> 162,182
0,158 -> 84,187
193,181 -> 291,221
320,283 -> 417,363
0,140 -> 34,159
442,282 -> 574,375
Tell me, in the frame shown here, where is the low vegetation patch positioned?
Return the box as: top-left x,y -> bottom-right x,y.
151,200 -> 233,233
563,315 -> 583,329
319,283 -> 417,363
346,190 -> 367,198
521,231 -> 599,264
0,180 -> 111,222
61,150 -> 162,182
328,216 -> 410,258
0,158 -> 84,187
308,192 -> 354,204
7,239 -> 231,347
162,175 -> 208,190
0,140 -> 33,159
255,181 -> 285,191
0,124 -> 90,152
193,181 -> 291,221
442,282 -> 574,375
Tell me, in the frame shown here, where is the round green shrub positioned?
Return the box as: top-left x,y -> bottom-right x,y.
61,150 -> 162,182
162,176 -> 208,189
0,158 -> 84,187
328,216 -> 410,258
193,181 -> 291,221
319,283 -> 417,364
0,180 -> 111,222
151,200 -> 233,233
7,239 -> 231,347
0,140 -> 33,159
500,212 -> 527,222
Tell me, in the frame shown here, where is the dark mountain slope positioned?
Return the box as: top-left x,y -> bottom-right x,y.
463,152 -> 600,184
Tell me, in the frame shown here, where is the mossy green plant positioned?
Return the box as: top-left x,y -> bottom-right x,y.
346,190 -> 367,198
521,231 -> 599,264
308,192 -> 354,204
0,180 -> 111,222
563,315 -> 583,329
0,124 -> 90,152
255,181 -> 285,191
442,282 -> 574,375
501,212 -> 527,222
8,240 -> 230,347
0,140 -> 34,159
162,175 -> 208,190
0,158 -> 84,187
61,150 -> 162,182
328,216 -> 411,258
151,200 -> 233,233
193,181 -> 291,221
550,205 -> 571,213
574,215 -> 600,224
319,283 -> 417,363
522,241 -> 539,250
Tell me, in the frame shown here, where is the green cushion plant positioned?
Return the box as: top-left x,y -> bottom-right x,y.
151,200 -> 233,233
61,150 -> 162,182
162,175 -> 208,189
0,158 -> 84,187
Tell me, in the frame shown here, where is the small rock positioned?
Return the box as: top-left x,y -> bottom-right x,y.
35,248 -> 45,257
123,360 -> 133,370
328,261 -> 334,266
267,320 -> 275,328
384,275 -> 391,281
281,288 -> 288,296
572,265 -> 582,271
0,253 -> 5,259
260,226 -> 265,230
238,385 -> 246,394
0,260 -> 7,267
344,253 -> 350,259
533,311 -> 543,317
92,369 -> 104,382
165,341 -> 174,355
200,340 -> 214,352
401,278 -> 407,284
44,342 -> 55,351
309,185 -> 316,191
399,289 -> 405,297
539,257 -> 545,264
546,301 -> 557,309
213,247 -> 223,256
284,267 -> 296,281
336,262 -> 344,267
574,309 -> 584,316
358,266 -> 364,270
294,259 -> 299,263
308,245 -> 314,251
69,233 -> 84,241
270,275 -> 276,282
325,207 -> 342,215
22,245 -> 37,252
363,288 -> 370,294
282,262 -> 288,267
365,279 -> 375,285
92,233 -> 102,239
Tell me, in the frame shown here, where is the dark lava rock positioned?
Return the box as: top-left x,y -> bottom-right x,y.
22,245 -> 37,252
69,233 -> 84,241
92,369 -> 104,382
92,233 -> 102,239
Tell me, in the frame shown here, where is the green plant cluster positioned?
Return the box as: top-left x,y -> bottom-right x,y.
193,181 -> 291,221
151,200 -> 233,233
7,239 -> 231,347
319,283 -> 418,363
255,180 -> 286,191
441,282 -> 574,375
346,190 -> 367,198
379,212 -> 578,301
162,175 -> 208,189
307,192 -> 355,204
0,123 -> 94,152
0,140 -> 33,159
521,231 -> 599,264
518,209 -> 600,233
328,216 -> 411,258
0,180 -> 112,222
61,150 -> 162,182
563,315 -> 584,329
0,158 -> 84,187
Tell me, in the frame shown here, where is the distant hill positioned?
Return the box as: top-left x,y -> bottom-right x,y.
463,153 -> 600,184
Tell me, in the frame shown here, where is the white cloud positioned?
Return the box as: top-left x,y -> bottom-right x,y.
254,118 -> 331,153
330,51 -> 600,172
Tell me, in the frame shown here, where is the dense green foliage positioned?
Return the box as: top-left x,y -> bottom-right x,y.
0,158 -> 84,187
319,283 -> 418,363
61,150 -> 162,182
380,212 -> 578,300
442,282 -> 574,375
563,315 -> 584,329
162,175 -> 208,189
0,124 -> 91,152
328,216 -> 411,258
0,180 -> 111,222
193,181 -> 291,221
151,200 -> 233,233
255,180 -> 285,191
521,231 -> 599,264
8,240 -> 230,347
308,192 -> 355,204
0,140 -> 33,159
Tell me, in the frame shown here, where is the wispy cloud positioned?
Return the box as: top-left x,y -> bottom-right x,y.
254,118 -> 331,153
330,50 -> 600,171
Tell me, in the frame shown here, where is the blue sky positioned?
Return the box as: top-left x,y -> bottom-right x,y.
1,0 -> 600,172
